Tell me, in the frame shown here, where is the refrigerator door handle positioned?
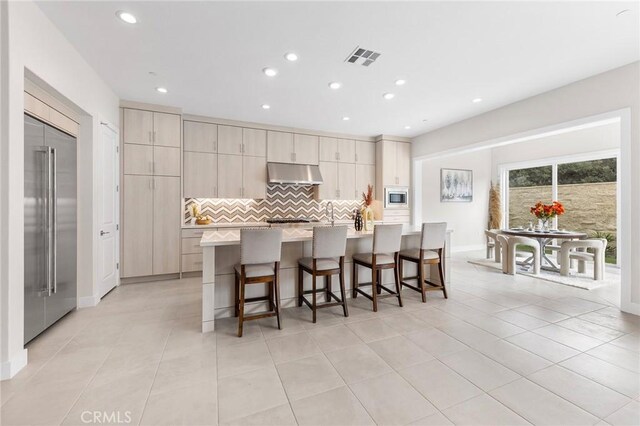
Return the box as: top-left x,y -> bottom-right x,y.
38,146 -> 53,296
51,147 -> 57,294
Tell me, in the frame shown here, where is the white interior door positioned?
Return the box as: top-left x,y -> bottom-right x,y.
98,123 -> 119,298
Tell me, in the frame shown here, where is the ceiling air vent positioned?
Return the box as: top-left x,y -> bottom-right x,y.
345,46 -> 381,67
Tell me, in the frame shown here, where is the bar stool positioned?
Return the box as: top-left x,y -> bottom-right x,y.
234,228 -> 283,337
399,222 -> 448,302
297,226 -> 349,323
352,224 -> 403,312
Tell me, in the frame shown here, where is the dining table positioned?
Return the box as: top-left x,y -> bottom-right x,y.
501,228 -> 588,272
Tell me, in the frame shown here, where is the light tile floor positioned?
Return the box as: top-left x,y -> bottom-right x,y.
2,252 -> 639,426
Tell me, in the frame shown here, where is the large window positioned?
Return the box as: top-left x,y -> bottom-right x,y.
504,154 -> 618,263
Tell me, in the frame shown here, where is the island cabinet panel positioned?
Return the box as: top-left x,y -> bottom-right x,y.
123,109 -> 153,145
267,131 -> 294,163
217,154 -> 243,198
243,156 -> 267,199
152,176 -> 181,275
183,151 -> 217,198
293,134 -> 319,165
242,128 -> 267,157
218,125 -> 243,155
355,141 -> 376,165
184,121 -> 217,153
122,175 -> 153,277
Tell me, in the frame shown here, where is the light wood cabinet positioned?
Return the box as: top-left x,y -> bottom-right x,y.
356,164 -> 375,199
183,151 -> 217,198
378,140 -> 411,187
152,176 -> 181,274
218,125 -> 243,155
217,154 -> 243,198
267,131 -> 294,163
338,163 -> 356,200
123,109 -> 153,145
319,137 -> 338,162
381,141 -> 397,187
316,161 -> 338,200
124,144 -> 153,175
356,141 -> 376,165
337,139 -> 356,163
396,142 -> 411,186
242,128 -> 267,157
153,112 -> 181,147
153,146 -> 180,176
184,120 -> 217,152
243,156 -> 267,199
294,134 -> 319,165
122,175 -> 153,277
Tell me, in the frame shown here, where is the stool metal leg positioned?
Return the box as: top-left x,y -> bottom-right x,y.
237,277 -> 246,337
371,265 -> 378,312
352,262 -> 358,298
339,259 -> 349,317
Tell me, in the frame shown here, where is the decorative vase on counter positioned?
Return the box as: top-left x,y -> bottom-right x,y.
362,207 -> 374,231
354,209 -> 363,231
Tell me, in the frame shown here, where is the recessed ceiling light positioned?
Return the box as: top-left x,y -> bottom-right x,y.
263,68 -> 278,77
616,9 -> 630,17
329,82 -> 342,90
422,119 -> 428,122
156,87 -> 167,94
285,52 -> 298,62
116,11 -> 137,24
261,104 -> 271,110
383,93 -> 395,100
472,97 -> 483,103
342,116 -> 350,121
404,125 -> 411,130
395,79 -> 406,86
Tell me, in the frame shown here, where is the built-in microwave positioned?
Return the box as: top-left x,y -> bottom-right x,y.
384,187 -> 409,208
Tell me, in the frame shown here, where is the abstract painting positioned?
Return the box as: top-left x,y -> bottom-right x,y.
441,168 -> 473,202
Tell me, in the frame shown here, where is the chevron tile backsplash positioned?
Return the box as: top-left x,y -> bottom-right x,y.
184,184 -> 362,224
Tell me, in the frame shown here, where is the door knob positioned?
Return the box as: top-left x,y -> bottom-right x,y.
100,230 -> 110,236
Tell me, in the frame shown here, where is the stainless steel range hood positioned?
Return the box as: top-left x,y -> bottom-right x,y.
267,162 -> 323,185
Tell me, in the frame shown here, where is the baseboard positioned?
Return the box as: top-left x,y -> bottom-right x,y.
621,300 -> 640,316
78,294 -> 100,308
451,244 -> 485,253
0,348 -> 28,381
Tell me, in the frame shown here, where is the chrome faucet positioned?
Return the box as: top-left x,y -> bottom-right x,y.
325,201 -> 334,226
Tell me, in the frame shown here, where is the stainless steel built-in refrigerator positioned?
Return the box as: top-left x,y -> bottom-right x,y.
24,113 -> 77,344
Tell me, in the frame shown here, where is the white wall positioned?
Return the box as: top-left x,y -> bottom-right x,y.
420,150 -> 492,251
0,1 -> 119,379
412,62 -> 639,315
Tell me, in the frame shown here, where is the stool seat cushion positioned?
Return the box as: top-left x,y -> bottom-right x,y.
352,252 -> 395,266
234,263 -> 275,278
298,257 -> 340,271
399,249 -> 439,261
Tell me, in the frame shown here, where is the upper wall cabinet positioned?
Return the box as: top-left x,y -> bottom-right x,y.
124,109 -> 180,148
319,137 -> 337,162
242,128 -> 267,157
377,140 -> 411,189
294,134 -> 319,165
267,131 -> 294,163
355,141 -> 376,165
218,125 -> 243,155
337,139 -> 356,163
184,120 -> 217,152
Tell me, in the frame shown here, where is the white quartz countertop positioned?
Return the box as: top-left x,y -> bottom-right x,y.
200,225 -> 436,247
182,219 -> 358,229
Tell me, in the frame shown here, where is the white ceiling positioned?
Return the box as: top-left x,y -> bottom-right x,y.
36,1 -> 639,138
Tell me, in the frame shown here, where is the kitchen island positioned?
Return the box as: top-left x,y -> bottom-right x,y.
199,226 -> 452,332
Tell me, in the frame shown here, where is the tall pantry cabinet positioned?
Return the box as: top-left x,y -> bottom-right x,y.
121,107 -> 181,279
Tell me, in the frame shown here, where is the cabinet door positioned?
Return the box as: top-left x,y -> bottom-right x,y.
122,175 -> 153,277
356,164 -> 376,200
396,142 -> 411,186
184,121 -> 217,153
356,141 -> 376,165
153,112 -> 181,147
338,163 -> 356,200
294,134 -> 319,165
243,156 -> 267,199
123,109 -> 153,145
218,125 -> 243,155
316,161 -> 338,200
124,144 -> 153,175
153,146 -> 180,176
267,131 -> 294,163
153,176 -> 181,274
319,137 -> 337,162
217,154 -> 243,198
183,152 -> 217,198
242,128 -> 266,157
337,139 -> 356,163
382,141 -> 397,186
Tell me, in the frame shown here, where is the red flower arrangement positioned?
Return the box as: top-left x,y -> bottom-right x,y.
530,201 -> 565,221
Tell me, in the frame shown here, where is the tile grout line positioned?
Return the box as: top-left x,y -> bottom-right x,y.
136,329 -> 171,426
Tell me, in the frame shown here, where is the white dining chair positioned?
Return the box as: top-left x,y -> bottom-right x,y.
560,238 -> 607,280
